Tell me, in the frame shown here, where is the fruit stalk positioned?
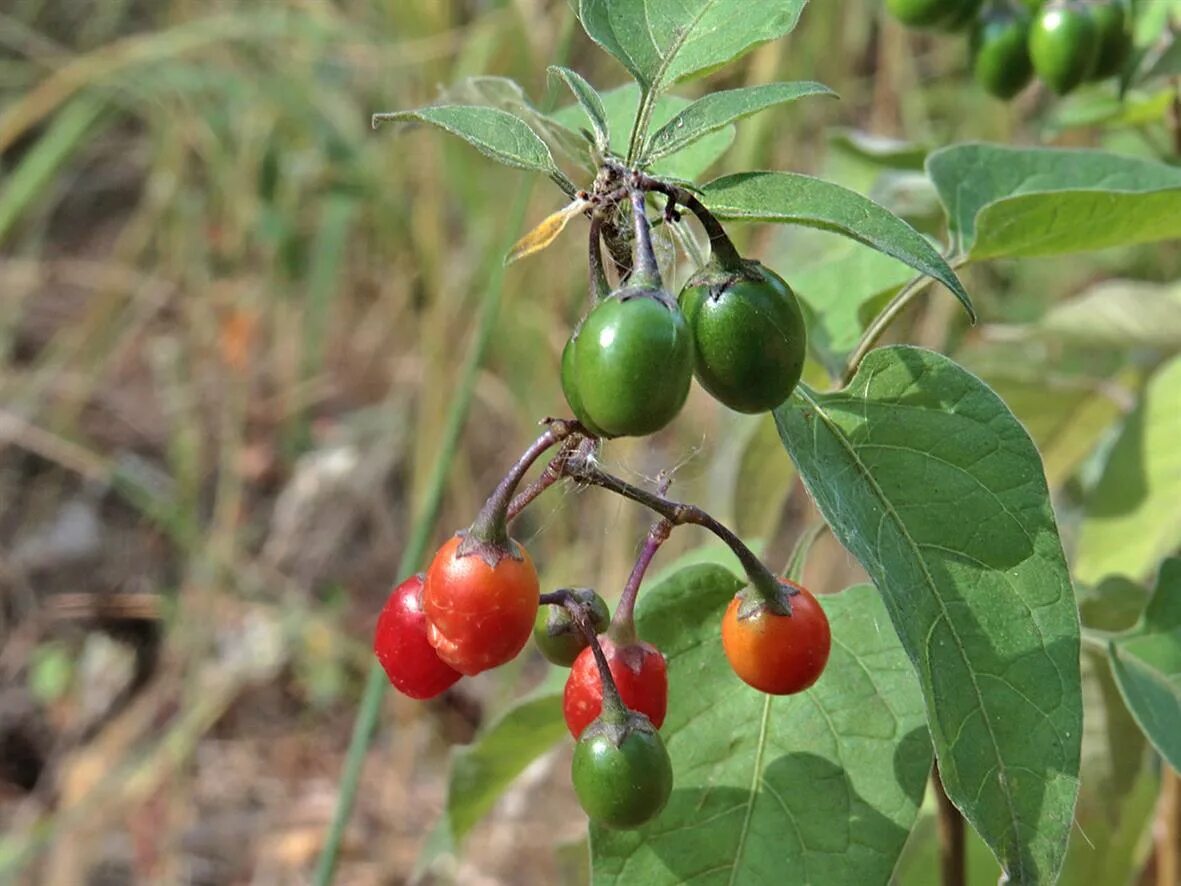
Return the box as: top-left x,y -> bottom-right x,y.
564,593 -> 630,721
562,452 -> 792,614
632,170 -> 744,271
610,517 -> 672,646
467,420 -> 580,545
588,209 -> 610,302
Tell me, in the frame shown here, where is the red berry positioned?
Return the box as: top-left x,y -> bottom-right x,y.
563,636 -> 668,738
422,533 -> 540,676
374,575 -> 462,700
721,582 -> 831,695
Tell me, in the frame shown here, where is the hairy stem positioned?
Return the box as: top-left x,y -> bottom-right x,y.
562,453 -> 788,613
468,423 -> 573,545
610,518 -> 672,646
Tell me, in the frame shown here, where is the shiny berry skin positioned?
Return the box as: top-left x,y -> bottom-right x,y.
1087,1 -> 1130,81
373,575 -> 462,700
563,637 -> 668,738
938,0 -> 984,32
561,334 -> 607,437
721,583 -> 832,695
561,287 -> 694,438
533,590 -> 611,668
572,714 -> 673,829
1029,2 -> 1099,95
678,263 -> 806,414
422,534 -> 540,676
971,7 -> 1034,99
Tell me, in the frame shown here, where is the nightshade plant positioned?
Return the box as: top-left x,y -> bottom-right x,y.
337,2 -> 1181,885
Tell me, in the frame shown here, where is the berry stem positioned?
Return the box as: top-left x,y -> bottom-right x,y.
506,436 -> 593,522
609,517 -> 672,646
563,595 -> 629,721
632,172 -> 744,272
588,211 -> 610,302
467,420 -> 577,547
562,453 -> 792,615
628,186 -> 663,290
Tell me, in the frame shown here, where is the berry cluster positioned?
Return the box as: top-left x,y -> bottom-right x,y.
373,169 -> 831,831
887,0 -> 1132,99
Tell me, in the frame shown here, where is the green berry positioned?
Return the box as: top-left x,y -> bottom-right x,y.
1087,2 -> 1130,81
533,590 -> 611,668
562,287 -> 694,438
1029,2 -> 1100,95
971,8 -> 1035,99
571,714 -> 673,829
678,262 -> 806,414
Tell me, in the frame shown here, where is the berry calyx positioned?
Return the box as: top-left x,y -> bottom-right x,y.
571,711 -> 673,829
373,574 -> 462,700
563,636 -> 668,738
534,588 -> 611,667
678,260 -> 806,414
721,581 -> 831,695
422,533 -> 540,676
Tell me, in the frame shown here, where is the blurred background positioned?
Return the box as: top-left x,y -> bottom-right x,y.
1,1 -> 1177,884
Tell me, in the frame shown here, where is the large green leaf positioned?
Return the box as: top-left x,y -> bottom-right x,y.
925,143 -> 1181,258
701,172 -> 974,321
372,105 -> 575,194
645,81 -> 834,162
552,83 -> 734,180
774,346 -> 1081,884
1075,356 -> 1181,585
577,0 -> 806,93
1107,558 -> 1181,770
592,569 -> 932,885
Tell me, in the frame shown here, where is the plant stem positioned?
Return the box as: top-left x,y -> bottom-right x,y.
588,211 -> 610,302
506,436 -> 590,523
313,11 -> 579,883
564,595 -> 627,719
562,453 -> 788,614
609,518 -> 672,646
933,764 -> 966,886
1157,766 -> 1179,886
842,256 -> 968,387
467,422 -> 574,545
629,187 -> 662,290
634,172 -> 744,270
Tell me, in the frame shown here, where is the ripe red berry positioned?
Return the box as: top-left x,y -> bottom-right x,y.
373,574 -> 462,700
721,582 -> 831,695
563,636 -> 668,738
422,533 -> 540,676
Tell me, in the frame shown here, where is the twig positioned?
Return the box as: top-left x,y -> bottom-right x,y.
933,764 -> 966,886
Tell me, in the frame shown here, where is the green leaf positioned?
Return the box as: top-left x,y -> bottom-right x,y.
441,75 -> 587,163
701,172 -> 974,321
1107,558 -> 1181,770
372,105 -> 575,195
1036,279 -> 1181,352
774,346 -> 1081,884
645,81 -> 834,162
442,682 -> 567,845
1075,356 -> 1181,585
576,0 -> 806,93
977,372 -> 1126,489
548,66 -> 610,152
592,570 -> 932,885
925,143 -> 1181,258
552,84 -> 733,180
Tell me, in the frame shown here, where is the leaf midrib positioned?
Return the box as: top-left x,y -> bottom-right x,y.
795,383 -> 1027,881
